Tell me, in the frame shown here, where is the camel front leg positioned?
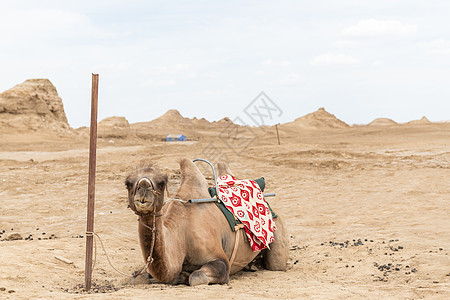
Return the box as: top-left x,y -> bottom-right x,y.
188,258 -> 230,286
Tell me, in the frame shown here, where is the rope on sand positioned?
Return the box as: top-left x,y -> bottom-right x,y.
85,231 -> 132,278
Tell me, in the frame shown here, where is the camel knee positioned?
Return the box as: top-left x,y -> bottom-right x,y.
188,259 -> 229,286
263,217 -> 289,271
263,237 -> 289,271
263,248 -> 288,271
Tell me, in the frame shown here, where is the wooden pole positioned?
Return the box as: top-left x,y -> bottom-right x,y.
85,74 -> 99,291
275,123 -> 281,145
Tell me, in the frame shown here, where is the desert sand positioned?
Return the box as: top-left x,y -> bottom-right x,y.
0,80 -> 449,299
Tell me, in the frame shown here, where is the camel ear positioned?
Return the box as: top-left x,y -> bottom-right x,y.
125,178 -> 133,190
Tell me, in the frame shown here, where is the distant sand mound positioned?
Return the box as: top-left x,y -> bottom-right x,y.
148,109 -> 194,128
407,116 -> 431,125
0,79 -> 71,133
192,117 -> 211,127
214,117 -> 234,125
368,118 -> 398,126
131,109 -> 239,140
285,107 -> 349,129
98,116 -> 130,138
147,109 -> 236,129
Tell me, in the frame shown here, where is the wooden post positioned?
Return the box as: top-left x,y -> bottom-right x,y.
275,123 -> 281,145
85,74 -> 99,291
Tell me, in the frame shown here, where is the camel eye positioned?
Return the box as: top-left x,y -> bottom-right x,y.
158,180 -> 166,188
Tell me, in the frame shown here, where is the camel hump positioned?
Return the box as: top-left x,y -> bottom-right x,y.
173,158 -> 210,200
217,162 -> 235,177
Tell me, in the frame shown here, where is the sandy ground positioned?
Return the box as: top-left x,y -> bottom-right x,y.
1,124 -> 449,299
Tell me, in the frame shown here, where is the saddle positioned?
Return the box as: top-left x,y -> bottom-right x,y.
208,177 -> 278,233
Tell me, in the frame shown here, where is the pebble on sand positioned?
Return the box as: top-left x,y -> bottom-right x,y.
6,233 -> 23,241
54,255 -> 74,265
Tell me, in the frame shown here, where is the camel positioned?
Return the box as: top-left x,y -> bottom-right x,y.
125,158 -> 289,286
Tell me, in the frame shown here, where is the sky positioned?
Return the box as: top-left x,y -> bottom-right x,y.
1,0 -> 450,128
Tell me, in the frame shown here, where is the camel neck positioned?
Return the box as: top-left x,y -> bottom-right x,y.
140,213 -> 161,228
138,203 -> 187,282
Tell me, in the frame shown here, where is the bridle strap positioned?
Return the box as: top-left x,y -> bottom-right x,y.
137,177 -> 154,188
136,177 -> 159,194
133,194 -> 161,278
132,176 -> 166,278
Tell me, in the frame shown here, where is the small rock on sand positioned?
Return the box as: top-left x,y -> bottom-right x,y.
6,233 -> 23,241
54,255 -> 74,265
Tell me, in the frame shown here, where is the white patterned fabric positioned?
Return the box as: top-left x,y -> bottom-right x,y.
216,175 -> 276,251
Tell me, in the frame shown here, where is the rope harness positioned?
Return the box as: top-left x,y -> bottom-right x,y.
131,177 -> 162,278
230,222 -> 244,266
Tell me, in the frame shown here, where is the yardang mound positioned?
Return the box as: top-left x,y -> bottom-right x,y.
0,79 -> 71,133
146,109 -> 194,128
284,107 -> 349,129
0,79 -> 68,123
146,109 -> 236,129
368,118 -> 398,126
407,116 -> 431,125
98,116 -> 130,138
130,109 -> 240,140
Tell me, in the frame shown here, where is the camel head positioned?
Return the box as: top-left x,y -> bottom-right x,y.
125,165 -> 168,215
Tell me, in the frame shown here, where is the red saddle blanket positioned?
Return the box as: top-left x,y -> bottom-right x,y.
216,175 -> 276,251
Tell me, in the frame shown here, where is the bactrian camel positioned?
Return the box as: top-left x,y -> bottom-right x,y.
125,158 -> 289,286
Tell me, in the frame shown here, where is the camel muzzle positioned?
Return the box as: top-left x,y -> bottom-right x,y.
134,196 -> 154,213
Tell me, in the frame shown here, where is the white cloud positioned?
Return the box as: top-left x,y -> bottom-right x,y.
341,19 -> 417,38
417,39 -> 450,55
143,64 -> 196,81
372,60 -> 383,67
148,64 -> 191,75
186,72 -> 197,79
333,40 -> 361,48
255,70 -> 272,76
92,62 -> 131,72
275,73 -> 302,86
204,72 -> 220,79
261,59 -> 291,67
310,53 -> 359,66
0,8 -> 113,42
201,89 -> 230,96
140,78 -> 176,87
